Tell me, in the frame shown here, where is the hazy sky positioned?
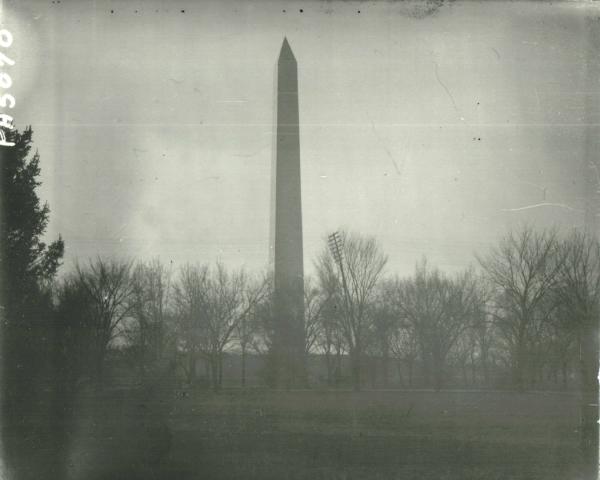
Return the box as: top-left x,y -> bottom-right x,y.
5,0 -> 600,277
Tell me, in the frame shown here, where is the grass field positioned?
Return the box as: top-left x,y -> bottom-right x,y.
37,387 -> 583,480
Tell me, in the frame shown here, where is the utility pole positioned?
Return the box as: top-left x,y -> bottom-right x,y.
328,231 -> 363,390
328,232 -> 351,311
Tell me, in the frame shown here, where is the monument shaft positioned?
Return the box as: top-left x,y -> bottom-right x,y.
273,38 -> 305,386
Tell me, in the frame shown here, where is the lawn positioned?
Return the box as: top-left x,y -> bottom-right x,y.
47,388 -> 585,480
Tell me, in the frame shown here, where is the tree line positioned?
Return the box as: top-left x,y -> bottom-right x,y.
312,227 -> 597,394
46,226 -> 598,396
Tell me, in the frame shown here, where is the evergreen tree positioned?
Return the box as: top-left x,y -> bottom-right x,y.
1,126 -> 63,315
1,126 -> 65,479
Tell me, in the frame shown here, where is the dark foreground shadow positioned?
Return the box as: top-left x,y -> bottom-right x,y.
1,388 -> 591,480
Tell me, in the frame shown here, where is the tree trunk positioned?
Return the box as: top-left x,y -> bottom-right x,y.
324,347 -> 333,386
139,325 -> 147,381
381,347 -> 390,388
210,354 -> 219,392
157,323 -> 164,361
396,360 -> 405,388
481,346 -> 489,386
94,345 -> 106,391
218,353 -> 223,388
334,345 -> 342,385
470,352 -> 477,386
421,344 -> 432,387
432,345 -> 444,391
241,345 -> 247,388
351,348 -> 361,391
370,356 -> 376,389
188,350 -> 197,385
513,341 -> 527,391
579,324 -> 599,479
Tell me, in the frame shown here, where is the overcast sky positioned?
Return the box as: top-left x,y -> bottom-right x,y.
5,0 -> 600,277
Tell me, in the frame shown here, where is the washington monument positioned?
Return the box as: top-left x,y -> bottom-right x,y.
271,38 -> 306,387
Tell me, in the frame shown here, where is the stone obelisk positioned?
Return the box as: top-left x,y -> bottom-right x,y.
271,38 -> 305,387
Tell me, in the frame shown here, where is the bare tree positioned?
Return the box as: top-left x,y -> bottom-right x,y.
201,263 -> 269,390
316,231 -> 387,390
174,262 -> 269,391
462,275 -> 494,387
249,279 -> 276,357
304,276 -> 328,356
75,258 -> 135,387
544,301 -> 576,389
172,263 -> 209,385
129,258 -> 174,380
465,278 -> 498,387
449,332 -> 473,387
235,309 -> 256,388
235,274 -> 270,387
477,227 -> 564,390
382,276 -> 419,388
313,254 -> 346,386
389,323 -> 419,388
54,275 -> 96,390
554,231 -> 600,463
394,260 -> 480,390
314,293 -> 345,386
554,231 -> 600,384
369,280 -> 400,387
